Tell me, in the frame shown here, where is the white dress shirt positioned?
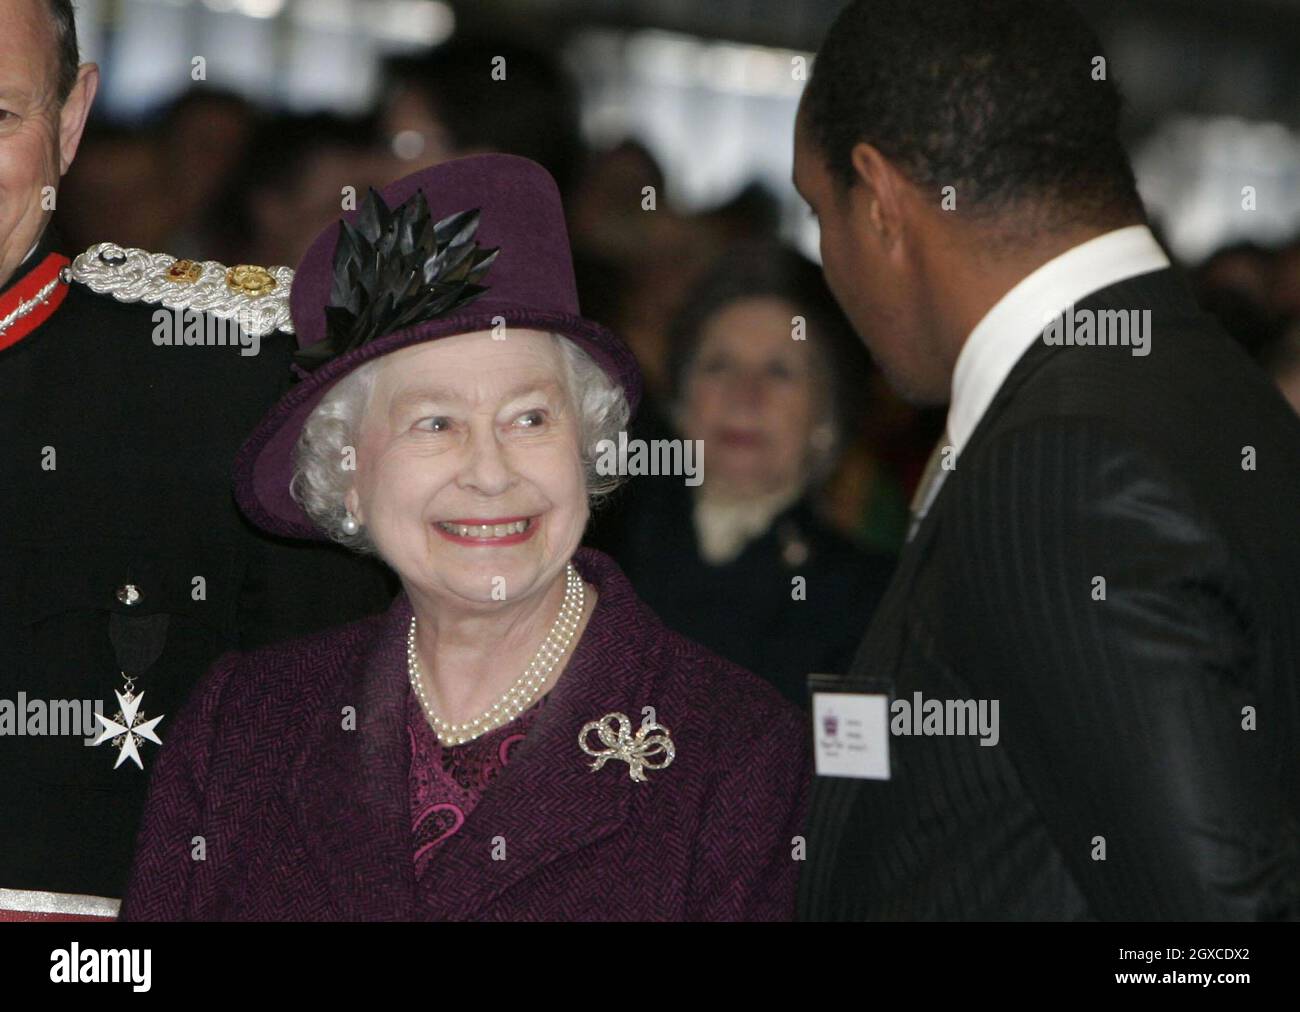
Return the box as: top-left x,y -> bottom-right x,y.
909,224 -> 1170,533
948,224 -> 1170,453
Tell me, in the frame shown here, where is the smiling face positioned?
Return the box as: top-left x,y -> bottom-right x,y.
679,295 -> 822,498
0,0 -> 97,288
346,330 -> 588,612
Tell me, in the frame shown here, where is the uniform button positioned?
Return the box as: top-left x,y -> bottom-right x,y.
115,583 -> 143,606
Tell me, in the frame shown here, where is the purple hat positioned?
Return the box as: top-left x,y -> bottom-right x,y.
234,153 -> 642,541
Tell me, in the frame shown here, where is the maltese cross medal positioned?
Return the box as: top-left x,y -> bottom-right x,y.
91,689 -> 165,770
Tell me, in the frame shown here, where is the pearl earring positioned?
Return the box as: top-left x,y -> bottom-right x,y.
341,510 -> 360,536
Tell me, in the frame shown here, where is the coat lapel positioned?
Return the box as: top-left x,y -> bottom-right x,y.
414,550 -> 648,919
804,331 -> 1063,918
848,331 -> 1062,681
278,596 -> 418,920
275,551 -> 663,920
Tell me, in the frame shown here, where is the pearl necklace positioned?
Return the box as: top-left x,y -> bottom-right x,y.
407,563 -> 585,746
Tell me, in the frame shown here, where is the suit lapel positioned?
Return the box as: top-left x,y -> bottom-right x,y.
848,333 -> 1062,681
414,552 -> 646,919
279,597 -> 418,920
805,325 -> 1063,916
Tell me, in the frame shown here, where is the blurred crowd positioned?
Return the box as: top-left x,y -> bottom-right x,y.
1192,239 -> 1300,416
53,36 -> 1300,705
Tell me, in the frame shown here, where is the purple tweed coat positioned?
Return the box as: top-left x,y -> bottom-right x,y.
119,548 -> 811,921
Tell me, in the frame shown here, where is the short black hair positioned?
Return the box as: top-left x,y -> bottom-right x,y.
46,0 -> 81,102
802,0 -> 1144,230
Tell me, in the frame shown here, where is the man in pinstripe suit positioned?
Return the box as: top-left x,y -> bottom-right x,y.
792,0 -> 1299,919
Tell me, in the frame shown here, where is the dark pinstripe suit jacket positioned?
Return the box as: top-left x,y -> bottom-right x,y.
799,267 -> 1300,920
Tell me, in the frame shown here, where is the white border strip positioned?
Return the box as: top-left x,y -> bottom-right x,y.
0,887 -> 120,918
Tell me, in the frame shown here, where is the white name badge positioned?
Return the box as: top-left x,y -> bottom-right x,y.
811,689 -> 891,780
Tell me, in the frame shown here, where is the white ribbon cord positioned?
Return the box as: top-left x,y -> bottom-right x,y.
0,887 -> 120,918
0,274 -> 63,336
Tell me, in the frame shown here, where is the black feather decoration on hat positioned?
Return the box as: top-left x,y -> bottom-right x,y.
293,187 -> 500,372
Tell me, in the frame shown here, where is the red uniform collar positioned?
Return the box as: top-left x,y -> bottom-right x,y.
0,252 -> 72,353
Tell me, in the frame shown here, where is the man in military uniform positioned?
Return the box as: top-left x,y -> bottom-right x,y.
0,0 -> 392,918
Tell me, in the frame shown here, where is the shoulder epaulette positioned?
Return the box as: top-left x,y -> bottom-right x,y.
70,242 -> 294,338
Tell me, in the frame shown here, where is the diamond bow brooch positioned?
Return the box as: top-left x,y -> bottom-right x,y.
579,712 -> 675,783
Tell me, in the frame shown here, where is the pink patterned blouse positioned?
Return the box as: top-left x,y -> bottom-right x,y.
406,686 -> 546,879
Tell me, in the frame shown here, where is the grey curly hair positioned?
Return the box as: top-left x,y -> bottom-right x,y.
290,333 -> 630,552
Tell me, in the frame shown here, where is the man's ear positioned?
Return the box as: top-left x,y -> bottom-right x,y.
848,141 -> 909,246
58,64 -> 100,176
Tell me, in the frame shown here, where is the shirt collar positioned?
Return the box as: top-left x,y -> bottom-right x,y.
692,482 -> 804,565
946,224 -> 1170,455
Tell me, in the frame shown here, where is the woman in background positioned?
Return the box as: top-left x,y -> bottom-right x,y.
590,244 -> 895,707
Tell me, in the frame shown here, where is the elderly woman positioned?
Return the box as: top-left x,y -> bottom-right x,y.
118,155 -> 809,921
590,244 -> 896,707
